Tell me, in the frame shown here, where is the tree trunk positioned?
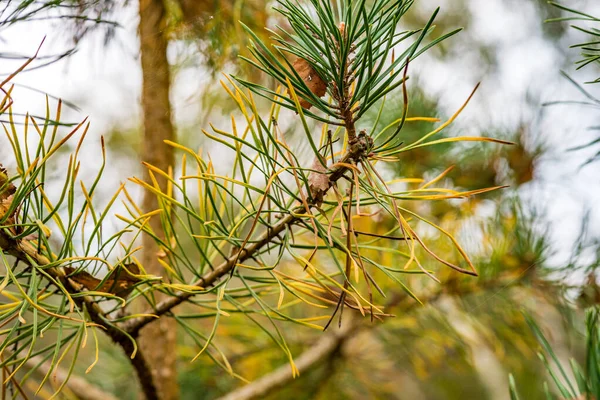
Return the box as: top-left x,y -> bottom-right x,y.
138,0 -> 178,399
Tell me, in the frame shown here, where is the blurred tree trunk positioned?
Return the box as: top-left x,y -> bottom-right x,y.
138,0 -> 178,399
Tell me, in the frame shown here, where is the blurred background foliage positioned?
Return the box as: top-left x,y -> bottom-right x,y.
2,0 -> 600,399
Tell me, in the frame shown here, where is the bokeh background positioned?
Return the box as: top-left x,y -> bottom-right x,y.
2,0 -> 600,398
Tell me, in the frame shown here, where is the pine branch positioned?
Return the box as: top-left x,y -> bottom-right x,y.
0,191 -> 159,400
122,132 -> 371,336
0,3 -> 507,398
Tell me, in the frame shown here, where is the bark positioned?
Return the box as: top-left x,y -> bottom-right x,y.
138,0 -> 177,399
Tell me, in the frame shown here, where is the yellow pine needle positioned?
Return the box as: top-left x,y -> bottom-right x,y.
121,184 -> 144,215
1,37 -> 45,88
85,326 -> 100,374
407,83 -> 482,149
188,171 -> 260,192
375,117 -> 441,143
0,269 -> 10,293
277,288 -> 292,310
116,313 -> 159,321
115,209 -> 161,228
276,277 -> 328,309
284,284 -> 333,309
163,140 -> 205,167
39,118 -> 87,164
304,262 -> 376,316
400,206 -> 477,275
420,166 -> 454,189
0,84 -> 15,111
38,184 -> 68,236
0,302 -> 19,310
141,162 -> 179,189
407,136 -> 515,151
22,156 -> 39,178
128,178 -> 185,210
273,270 -> 327,292
165,284 -> 204,293
234,263 -> 269,271
0,290 -> 21,303
399,186 -> 508,200
74,121 -> 91,157
157,258 -> 178,277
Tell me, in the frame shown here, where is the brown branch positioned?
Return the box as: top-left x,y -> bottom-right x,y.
25,355 -> 118,400
122,134 -> 371,336
216,321 -> 359,400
